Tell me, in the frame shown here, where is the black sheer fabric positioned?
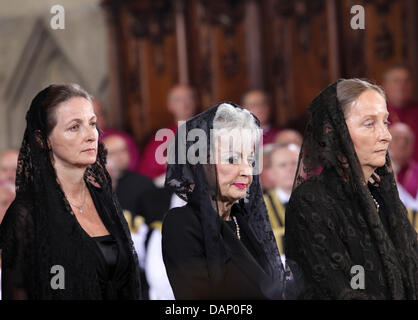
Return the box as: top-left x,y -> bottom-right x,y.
0,86 -> 141,299
164,102 -> 286,299
285,80 -> 418,299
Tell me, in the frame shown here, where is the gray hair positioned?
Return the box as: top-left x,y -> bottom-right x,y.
212,103 -> 260,142
337,78 -> 386,117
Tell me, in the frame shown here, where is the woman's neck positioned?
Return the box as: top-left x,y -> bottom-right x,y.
217,200 -> 234,221
54,161 -> 86,197
362,165 -> 376,184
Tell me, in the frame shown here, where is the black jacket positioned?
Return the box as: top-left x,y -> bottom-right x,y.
162,204 -> 282,300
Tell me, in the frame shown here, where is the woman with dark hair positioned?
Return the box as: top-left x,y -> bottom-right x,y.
162,102 -> 287,299
0,84 -> 141,299
285,79 -> 418,299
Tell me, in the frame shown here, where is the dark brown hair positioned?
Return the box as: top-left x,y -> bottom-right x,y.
43,83 -> 92,136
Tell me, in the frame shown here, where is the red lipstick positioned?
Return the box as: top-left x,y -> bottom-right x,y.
233,183 -> 247,189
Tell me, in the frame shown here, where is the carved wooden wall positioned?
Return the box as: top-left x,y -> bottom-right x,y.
103,0 -> 418,146
262,0 -> 338,128
103,0 -> 180,147
338,0 -> 418,83
187,1 -> 250,110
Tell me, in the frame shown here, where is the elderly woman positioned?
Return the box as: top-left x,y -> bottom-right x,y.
162,102 -> 286,299
285,79 -> 418,299
0,84 -> 141,299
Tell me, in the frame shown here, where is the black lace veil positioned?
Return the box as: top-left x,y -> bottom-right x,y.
290,80 -> 418,299
0,85 -> 141,299
165,102 -> 285,298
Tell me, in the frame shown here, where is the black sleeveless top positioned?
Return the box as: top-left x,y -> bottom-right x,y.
89,183 -> 133,300
91,232 -> 130,299
92,234 -> 119,279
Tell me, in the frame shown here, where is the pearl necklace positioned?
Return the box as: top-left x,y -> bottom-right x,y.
232,216 -> 241,240
371,194 -> 380,213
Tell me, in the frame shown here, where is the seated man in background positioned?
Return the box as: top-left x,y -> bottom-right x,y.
383,64 -> 418,161
0,149 -> 18,299
135,186 -> 177,300
275,129 -> 303,146
389,123 -> 418,198
102,133 -> 156,232
0,148 -> 18,223
103,133 -> 157,300
263,143 -> 300,256
0,149 -> 19,185
242,89 -> 280,144
259,144 -> 276,192
259,130 -> 302,192
138,84 -> 198,185
388,123 -> 418,231
0,180 -> 15,224
142,189 -> 180,300
94,99 -> 140,172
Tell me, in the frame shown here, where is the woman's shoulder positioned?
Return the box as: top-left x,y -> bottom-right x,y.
0,196 -> 34,243
161,204 -> 204,246
289,175 -> 327,203
163,204 -> 199,227
290,167 -> 346,203
287,175 -> 348,223
6,195 -> 34,216
287,169 -> 350,228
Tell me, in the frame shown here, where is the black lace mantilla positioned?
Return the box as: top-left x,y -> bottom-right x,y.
285,80 -> 418,299
0,85 -> 141,299
165,102 -> 286,296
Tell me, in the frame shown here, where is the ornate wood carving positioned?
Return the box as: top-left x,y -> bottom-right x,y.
374,23 -> 394,60
129,0 -> 175,74
199,0 -> 246,78
199,0 -> 245,37
368,0 -> 397,61
274,0 -> 325,52
129,0 -> 174,43
369,0 -> 395,15
101,0 -> 417,144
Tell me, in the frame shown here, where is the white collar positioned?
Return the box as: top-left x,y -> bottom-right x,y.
275,188 -> 291,204
397,184 -> 418,211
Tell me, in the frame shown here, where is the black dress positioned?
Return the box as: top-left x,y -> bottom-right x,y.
163,102 -> 286,300
162,204 -> 282,300
1,183 -> 139,300
92,234 -> 129,299
286,167 -> 394,299
285,80 -> 418,299
0,85 -> 141,300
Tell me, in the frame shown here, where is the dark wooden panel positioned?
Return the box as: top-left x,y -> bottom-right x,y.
103,0 -> 418,144
103,0 -> 181,147
262,0 -> 334,128
187,0 -> 250,109
338,0 -> 416,84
